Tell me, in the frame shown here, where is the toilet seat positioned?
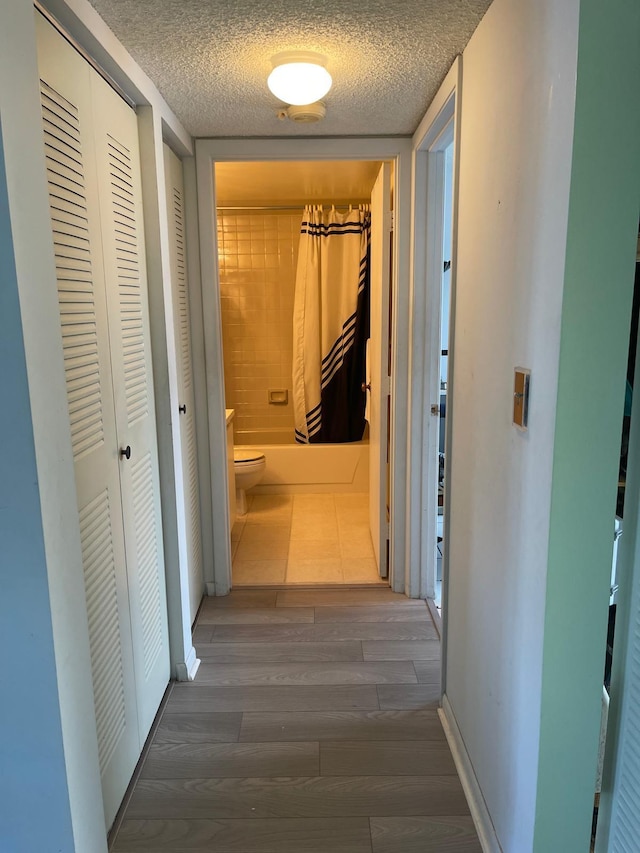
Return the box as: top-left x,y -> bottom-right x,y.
234,449 -> 266,467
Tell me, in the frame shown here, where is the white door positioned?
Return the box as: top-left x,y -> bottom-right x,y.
36,13 -> 139,828
368,163 -> 392,576
164,143 -> 204,623
37,11 -> 170,829
92,72 -> 170,743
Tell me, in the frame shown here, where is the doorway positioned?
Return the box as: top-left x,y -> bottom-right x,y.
212,159 -> 392,587
435,138 -> 455,610
192,137 -> 412,597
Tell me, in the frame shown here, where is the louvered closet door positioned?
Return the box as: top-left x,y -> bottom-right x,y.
36,13 -> 139,830
90,72 -> 170,742
163,144 -> 204,623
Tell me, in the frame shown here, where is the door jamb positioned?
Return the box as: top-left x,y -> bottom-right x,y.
409,57 -> 462,691
194,137 -> 412,595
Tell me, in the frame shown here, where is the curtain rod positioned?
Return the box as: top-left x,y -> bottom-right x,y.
217,202 -> 370,212
217,205 -> 304,212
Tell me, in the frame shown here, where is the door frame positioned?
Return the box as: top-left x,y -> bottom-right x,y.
408,58 -> 462,684
193,137 -> 412,595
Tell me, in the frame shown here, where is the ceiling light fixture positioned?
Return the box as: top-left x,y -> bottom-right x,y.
267,51 -> 332,106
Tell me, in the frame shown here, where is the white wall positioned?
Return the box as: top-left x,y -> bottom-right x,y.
444,0 -> 579,849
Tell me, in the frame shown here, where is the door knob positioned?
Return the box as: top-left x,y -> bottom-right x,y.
179,404 -> 187,414
362,382 -> 371,392
120,445 -> 131,460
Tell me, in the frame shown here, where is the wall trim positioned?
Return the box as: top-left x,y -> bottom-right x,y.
439,694 -> 502,853
408,55 -> 463,693
425,597 -> 442,638
194,136 -> 412,596
175,645 -> 201,682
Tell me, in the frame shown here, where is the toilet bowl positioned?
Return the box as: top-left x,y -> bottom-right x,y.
233,448 -> 266,516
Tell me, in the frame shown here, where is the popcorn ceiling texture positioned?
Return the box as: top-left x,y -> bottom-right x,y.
87,0 -> 492,137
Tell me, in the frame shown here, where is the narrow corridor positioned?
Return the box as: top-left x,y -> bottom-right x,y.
110,587 -> 481,852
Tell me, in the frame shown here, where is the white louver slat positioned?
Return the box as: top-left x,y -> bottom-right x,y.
164,144 -> 204,622
79,491 -> 126,772
92,72 -> 169,745
41,80 -> 105,461
186,411 -> 203,594
174,187 -> 193,391
130,452 -> 163,678
107,134 -> 149,428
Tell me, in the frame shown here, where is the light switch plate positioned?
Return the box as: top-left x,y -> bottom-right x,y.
513,368 -> 531,430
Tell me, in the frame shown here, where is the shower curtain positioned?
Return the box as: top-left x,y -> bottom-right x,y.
293,204 -> 371,443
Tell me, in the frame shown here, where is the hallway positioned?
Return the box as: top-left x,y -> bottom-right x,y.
110,588 -> 481,852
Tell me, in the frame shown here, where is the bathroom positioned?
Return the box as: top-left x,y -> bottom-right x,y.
216,159 -> 392,586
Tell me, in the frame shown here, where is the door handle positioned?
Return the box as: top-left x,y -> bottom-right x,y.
120,445 -> 131,460
179,404 -> 187,414
362,382 -> 371,392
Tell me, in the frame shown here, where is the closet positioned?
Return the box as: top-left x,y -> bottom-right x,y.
36,13 -> 169,829
164,145 -> 204,623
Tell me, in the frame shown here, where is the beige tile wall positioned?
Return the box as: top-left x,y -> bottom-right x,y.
217,211 -> 302,435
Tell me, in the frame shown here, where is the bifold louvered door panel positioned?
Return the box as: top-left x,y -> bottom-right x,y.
36,13 -> 140,830
91,72 -> 170,743
163,144 -> 204,623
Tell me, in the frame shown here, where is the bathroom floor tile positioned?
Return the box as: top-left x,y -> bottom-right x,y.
286,558 -> 344,584
337,509 -> 370,528
290,517 -> 340,541
342,558 -> 382,584
233,560 -> 287,585
293,494 -> 337,513
334,493 -> 368,510
246,495 -> 293,525
235,538 -> 290,561
288,539 -> 341,561
239,524 -> 291,545
229,492 -> 384,586
340,530 -> 375,560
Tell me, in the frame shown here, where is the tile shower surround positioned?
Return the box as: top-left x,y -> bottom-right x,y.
217,211 -> 301,436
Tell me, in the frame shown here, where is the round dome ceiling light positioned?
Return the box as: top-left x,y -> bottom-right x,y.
267,51 -> 332,106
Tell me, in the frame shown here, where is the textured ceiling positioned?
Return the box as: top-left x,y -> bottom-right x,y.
87,0 -> 492,138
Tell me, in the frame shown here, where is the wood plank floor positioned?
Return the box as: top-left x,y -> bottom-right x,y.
111,587 -> 481,853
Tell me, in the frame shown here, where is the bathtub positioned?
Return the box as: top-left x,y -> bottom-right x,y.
234,428 -> 369,494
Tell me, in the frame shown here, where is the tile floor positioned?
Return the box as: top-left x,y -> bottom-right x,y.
231,493 -> 385,585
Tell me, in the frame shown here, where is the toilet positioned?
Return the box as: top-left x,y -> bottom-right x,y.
233,448 -> 266,516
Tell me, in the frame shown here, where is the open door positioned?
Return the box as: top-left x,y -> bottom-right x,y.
368,162 -> 392,577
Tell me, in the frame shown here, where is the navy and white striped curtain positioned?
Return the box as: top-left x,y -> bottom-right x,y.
293,204 -> 370,443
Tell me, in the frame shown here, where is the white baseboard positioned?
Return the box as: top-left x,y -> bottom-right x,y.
175,645 -> 201,682
425,597 -> 442,638
439,694 -> 502,853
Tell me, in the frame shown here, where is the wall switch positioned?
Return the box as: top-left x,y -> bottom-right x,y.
513,368 -> 530,430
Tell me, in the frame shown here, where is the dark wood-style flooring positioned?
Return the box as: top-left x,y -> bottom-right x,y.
111,587 -> 481,852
